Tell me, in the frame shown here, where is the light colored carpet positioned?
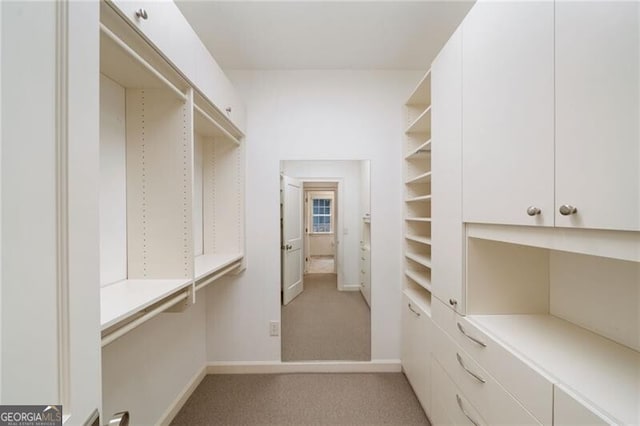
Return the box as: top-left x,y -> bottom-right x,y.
170,373 -> 430,425
282,274 -> 370,361
308,255 -> 335,273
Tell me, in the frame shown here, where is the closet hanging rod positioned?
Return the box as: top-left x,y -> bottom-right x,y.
101,290 -> 189,347
194,103 -> 241,145
100,23 -> 187,102
194,261 -> 243,292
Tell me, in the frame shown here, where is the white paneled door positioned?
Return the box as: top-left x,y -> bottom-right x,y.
281,175 -> 304,305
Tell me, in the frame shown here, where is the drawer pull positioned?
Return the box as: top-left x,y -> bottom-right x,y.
456,394 -> 480,426
407,303 -> 420,317
456,353 -> 486,384
457,322 -> 487,347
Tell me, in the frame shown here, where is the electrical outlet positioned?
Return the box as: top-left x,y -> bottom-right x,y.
269,321 -> 280,336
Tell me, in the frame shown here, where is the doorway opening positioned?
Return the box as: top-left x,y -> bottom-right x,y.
304,183 -> 338,275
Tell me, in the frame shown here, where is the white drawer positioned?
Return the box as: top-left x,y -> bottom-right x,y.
554,386 -> 613,425
433,323 -> 542,425
432,356 -> 487,426
433,298 -> 553,424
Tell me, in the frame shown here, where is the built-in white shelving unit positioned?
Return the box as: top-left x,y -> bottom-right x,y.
99,2 -> 244,345
403,70 -> 432,308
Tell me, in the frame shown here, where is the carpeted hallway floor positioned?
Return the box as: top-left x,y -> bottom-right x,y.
282,273 -> 370,361
171,373 -> 430,425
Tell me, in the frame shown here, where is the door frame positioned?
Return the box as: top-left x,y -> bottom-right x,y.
304,186 -> 338,274
299,178 -> 344,290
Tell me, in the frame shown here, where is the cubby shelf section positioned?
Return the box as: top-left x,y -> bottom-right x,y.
404,287 -> 432,317
100,279 -> 192,330
406,172 -> 432,185
405,270 -> 432,292
470,314 -> 640,425
402,68 -> 432,323
406,235 -> 432,245
406,252 -> 432,269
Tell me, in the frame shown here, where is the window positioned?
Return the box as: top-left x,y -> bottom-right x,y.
312,198 -> 332,233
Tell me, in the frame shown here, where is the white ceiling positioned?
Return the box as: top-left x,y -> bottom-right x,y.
175,1 -> 474,70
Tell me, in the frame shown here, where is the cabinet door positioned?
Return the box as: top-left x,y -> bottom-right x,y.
401,296 -> 432,414
1,2 -> 102,423
555,2 -> 640,231
432,27 -> 465,312
462,0 -> 554,226
109,0 -> 197,83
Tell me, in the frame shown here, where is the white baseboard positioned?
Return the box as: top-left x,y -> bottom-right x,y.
207,360 -> 402,374
339,284 -> 361,292
157,365 -> 207,426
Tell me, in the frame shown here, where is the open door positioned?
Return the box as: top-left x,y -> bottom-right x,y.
281,175 -> 304,305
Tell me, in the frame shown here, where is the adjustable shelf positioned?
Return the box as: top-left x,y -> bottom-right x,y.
405,106 -> 432,134
405,140 -> 432,160
405,269 -> 432,292
406,172 -> 432,185
406,235 -> 432,245
406,195 -> 432,203
406,217 -> 432,223
406,252 -> 432,269
406,70 -> 432,107
194,253 -> 243,283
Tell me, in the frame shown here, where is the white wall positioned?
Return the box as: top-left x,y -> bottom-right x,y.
205,70 -> 421,362
102,298 -> 206,425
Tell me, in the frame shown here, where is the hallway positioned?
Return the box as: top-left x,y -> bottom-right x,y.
282,273 -> 371,361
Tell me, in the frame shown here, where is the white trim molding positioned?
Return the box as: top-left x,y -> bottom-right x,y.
158,366 -> 207,426
207,360 -> 402,374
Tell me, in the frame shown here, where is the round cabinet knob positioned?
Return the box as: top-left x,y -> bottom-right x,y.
559,204 -> 578,216
526,206 -> 541,216
449,298 -> 458,307
135,8 -> 148,20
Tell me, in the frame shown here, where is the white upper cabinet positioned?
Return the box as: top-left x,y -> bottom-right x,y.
555,1 -> 639,231
107,0 -> 246,133
462,0 -> 555,227
432,28 -> 465,312
109,0 -> 196,85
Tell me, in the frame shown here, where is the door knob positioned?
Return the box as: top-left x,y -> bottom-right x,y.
526,206 -> 541,216
286,244 -> 292,250
559,204 -> 577,216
